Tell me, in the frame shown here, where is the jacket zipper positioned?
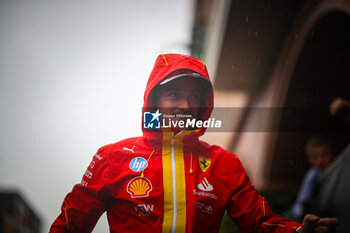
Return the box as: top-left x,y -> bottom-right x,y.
171,134 -> 177,233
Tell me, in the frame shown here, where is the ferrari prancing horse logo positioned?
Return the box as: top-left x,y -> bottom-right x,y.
198,155 -> 211,172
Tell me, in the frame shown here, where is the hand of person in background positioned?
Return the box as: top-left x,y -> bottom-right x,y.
329,97 -> 350,117
299,214 -> 338,233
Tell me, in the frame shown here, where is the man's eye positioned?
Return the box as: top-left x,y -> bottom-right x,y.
190,94 -> 200,100
168,92 -> 180,98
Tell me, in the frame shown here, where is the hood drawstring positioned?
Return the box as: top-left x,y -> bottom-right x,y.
162,54 -> 168,66
141,148 -> 156,178
190,152 -> 194,174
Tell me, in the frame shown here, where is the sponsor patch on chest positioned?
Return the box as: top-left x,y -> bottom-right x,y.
132,203 -> 154,217
127,176 -> 153,198
193,177 -> 217,200
198,155 -> 211,172
195,201 -> 213,214
129,157 -> 148,172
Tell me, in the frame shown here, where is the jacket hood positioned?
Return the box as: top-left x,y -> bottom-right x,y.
142,54 -> 214,145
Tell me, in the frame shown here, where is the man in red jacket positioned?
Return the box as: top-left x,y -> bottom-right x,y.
50,54 -> 338,233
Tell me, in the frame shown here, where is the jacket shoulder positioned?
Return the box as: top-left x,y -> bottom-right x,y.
96,136 -> 145,158
197,140 -> 240,161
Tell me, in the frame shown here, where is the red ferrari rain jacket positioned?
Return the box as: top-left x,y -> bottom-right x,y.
50,54 -> 301,233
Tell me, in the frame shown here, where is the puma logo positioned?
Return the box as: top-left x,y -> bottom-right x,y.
123,145 -> 135,153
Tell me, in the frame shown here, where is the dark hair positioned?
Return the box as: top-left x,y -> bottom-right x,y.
305,133 -> 347,156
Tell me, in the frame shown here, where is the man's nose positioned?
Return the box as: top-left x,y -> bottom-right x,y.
178,98 -> 190,109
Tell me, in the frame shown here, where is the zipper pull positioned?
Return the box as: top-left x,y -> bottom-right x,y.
190,152 -> 194,174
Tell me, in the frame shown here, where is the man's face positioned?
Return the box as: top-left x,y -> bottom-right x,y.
154,77 -> 203,122
307,144 -> 335,172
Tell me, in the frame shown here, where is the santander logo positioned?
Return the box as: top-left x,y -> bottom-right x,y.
197,177 -> 213,191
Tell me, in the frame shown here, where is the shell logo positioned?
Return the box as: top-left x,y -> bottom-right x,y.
127,176 -> 153,198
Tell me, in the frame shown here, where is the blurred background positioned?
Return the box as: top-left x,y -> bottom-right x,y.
0,0 -> 192,232
1,0 -> 350,232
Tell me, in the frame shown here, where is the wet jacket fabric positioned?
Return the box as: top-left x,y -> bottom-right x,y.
317,143 -> 350,233
50,54 -> 301,233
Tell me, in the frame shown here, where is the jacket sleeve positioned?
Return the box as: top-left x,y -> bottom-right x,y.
50,148 -> 110,233
227,155 -> 301,233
